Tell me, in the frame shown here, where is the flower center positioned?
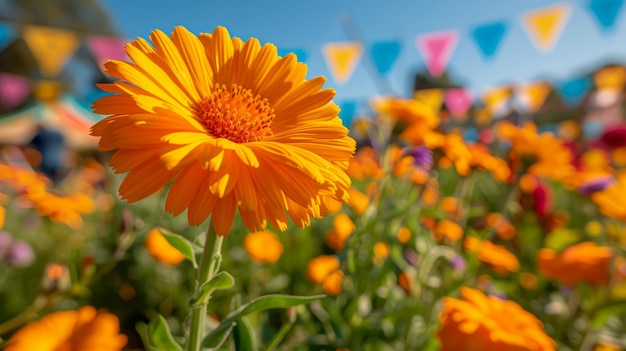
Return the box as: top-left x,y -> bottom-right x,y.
198,84 -> 275,143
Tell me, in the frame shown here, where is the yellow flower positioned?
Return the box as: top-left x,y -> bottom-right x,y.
538,242 -> 612,286
244,230 -> 284,263
464,237 -> 519,274
91,26 -> 355,236
438,287 -> 556,351
593,172 -> 626,222
325,213 -> 356,251
5,306 -> 127,351
144,228 -> 186,266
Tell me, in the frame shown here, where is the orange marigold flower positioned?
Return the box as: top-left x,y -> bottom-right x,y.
372,97 -> 439,145
593,173 -> 626,222
464,237 -> 519,274
433,220 -> 463,243
612,147 -> 626,167
0,205 -> 4,229
373,242 -> 389,266
347,187 -> 369,215
346,146 -> 382,180
90,26 -> 355,236
5,306 -> 127,351
467,143 -> 511,182
244,230 -> 284,264
520,272 -> 539,290
396,226 -> 412,244
397,271 -> 413,294
498,122 -> 575,182
438,287 -> 556,351
25,190 -> 94,229
307,255 -> 343,295
537,242 -> 612,286
144,228 -> 186,266
325,213 -> 356,251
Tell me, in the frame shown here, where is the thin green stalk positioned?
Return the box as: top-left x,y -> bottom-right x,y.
187,223 -> 224,351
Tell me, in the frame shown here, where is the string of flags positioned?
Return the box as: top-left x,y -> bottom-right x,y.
0,0 -> 625,124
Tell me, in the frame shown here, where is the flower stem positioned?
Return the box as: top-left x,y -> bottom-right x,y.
187,223 -> 224,351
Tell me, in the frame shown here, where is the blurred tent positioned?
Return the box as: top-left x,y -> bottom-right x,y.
0,94 -> 102,150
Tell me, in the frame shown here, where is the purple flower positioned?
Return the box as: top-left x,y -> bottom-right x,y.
5,240 -> 34,267
578,176 -> 615,196
450,255 -> 466,273
403,249 -> 419,266
408,146 -> 433,171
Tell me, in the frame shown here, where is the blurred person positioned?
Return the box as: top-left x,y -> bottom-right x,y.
28,124 -> 67,183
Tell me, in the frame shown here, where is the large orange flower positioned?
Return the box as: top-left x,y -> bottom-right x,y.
438,287 -> 556,351
5,306 -> 127,351
537,242 -> 612,286
91,26 -> 355,236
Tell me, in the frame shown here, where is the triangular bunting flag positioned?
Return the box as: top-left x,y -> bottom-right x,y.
515,81 -> 552,113
370,40 -> 402,75
558,76 -> 592,106
445,88 -> 474,119
594,66 -> 626,90
522,3 -> 571,53
278,48 -> 308,63
87,35 -> 128,73
416,30 -> 459,78
338,100 -> 358,127
0,73 -> 31,110
588,0 -> 624,33
322,42 -> 363,85
471,21 -> 508,60
0,21 -> 15,51
23,25 -> 80,77
413,88 -> 445,111
481,86 -> 512,117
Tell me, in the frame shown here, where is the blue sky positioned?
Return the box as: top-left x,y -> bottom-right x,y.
100,0 -> 626,104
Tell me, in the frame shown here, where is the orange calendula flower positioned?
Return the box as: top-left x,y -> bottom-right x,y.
498,122 -> 575,182
464,237 -> 519,274
593,172 -> 626,222
373,242 -> 389,266
537,242 -> 612,286
91,26 -> 355,236
467,143 -> 511,182
144,228 -> 186,266
438,287 -> 556,351
244,230 -> 284,264
347,187 -> 369,215
396,226 -> 412,244
325,213 -> 356,251
346,146 -> 383,180
25,190 -> 95,229
433,220 -> 463,243
372,97 -> 440,145
5,306 -> 127,351
307,255 -> 343,295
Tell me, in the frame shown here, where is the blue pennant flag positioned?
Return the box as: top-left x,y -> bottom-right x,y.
463,128 -> 478,143
588,0 -> 624,33
338,100 -> 358,127
471,21 -> 508,60
370,40 -> 402,75
278,48 -> 308,63
0,22 -> 15,51
558,76 -> 592,106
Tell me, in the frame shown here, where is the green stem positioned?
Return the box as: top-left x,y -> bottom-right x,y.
187,223 -> 224,351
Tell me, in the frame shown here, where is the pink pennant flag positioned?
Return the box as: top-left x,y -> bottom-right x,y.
0,73 -> 31,110
87,35 -> 128,73
416,30 -> 459,78
445,88 -> 474,118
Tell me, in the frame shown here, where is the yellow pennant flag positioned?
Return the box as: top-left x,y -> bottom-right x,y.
23,25 -> 80,77
322,42 -> 363,85
481,86 -> 512,116
517,81 -> 552,113
522,3 -> 571,53
594,66 -> 626,91
413,88 -> 444,111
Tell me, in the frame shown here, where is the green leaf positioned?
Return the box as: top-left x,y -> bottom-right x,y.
147,315 -> 183,351
135,322 -> 162,351
202,294 -> 324,347
158,228 -> 198,268
591,301 -> 626,328
190,271 -> 235,306
233,316 -> 257,351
